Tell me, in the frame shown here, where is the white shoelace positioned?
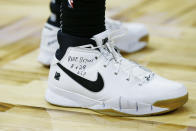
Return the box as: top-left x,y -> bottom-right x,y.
85,29 -> 154,85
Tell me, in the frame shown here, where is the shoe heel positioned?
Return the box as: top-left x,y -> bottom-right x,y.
45,86 -> 80,107
38,49 -> 54,66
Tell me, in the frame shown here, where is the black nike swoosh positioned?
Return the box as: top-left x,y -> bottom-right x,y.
57,63 -> 104,92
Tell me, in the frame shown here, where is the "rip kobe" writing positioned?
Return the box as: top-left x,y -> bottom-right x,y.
68,56 -> 94,64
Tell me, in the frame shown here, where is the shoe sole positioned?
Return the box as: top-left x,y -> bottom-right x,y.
45,85 -> 188,117
139,34 -> 149,43
94,94 -> 188,117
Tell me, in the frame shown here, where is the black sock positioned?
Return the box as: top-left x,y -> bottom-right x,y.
55,0 -> 106,60
60,0 -> 106,38
47,0 -> 61,27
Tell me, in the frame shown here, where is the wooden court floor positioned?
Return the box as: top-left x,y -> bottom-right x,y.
0,0 -> 196,130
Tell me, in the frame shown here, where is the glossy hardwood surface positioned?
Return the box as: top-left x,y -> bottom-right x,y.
0,0 -> 196,130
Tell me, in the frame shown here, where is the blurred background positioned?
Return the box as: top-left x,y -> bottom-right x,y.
0,0 -> 196,130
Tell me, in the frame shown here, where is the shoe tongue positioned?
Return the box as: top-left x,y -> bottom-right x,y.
92,31 -> 122,63
92,31 -> 113,56
92,31 -> 110,46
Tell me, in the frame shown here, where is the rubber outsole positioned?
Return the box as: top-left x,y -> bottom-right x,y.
46,86 -> 188,117
94,94 -> 188,117
139,34 -> 149,43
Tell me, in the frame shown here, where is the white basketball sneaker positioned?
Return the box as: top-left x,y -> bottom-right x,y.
38,18 -> 149,66
45,30 -> 188,116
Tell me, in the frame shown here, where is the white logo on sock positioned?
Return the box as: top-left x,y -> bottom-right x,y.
68,0 -> 74,8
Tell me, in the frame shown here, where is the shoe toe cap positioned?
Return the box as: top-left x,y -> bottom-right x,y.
143,75 -> 188,108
